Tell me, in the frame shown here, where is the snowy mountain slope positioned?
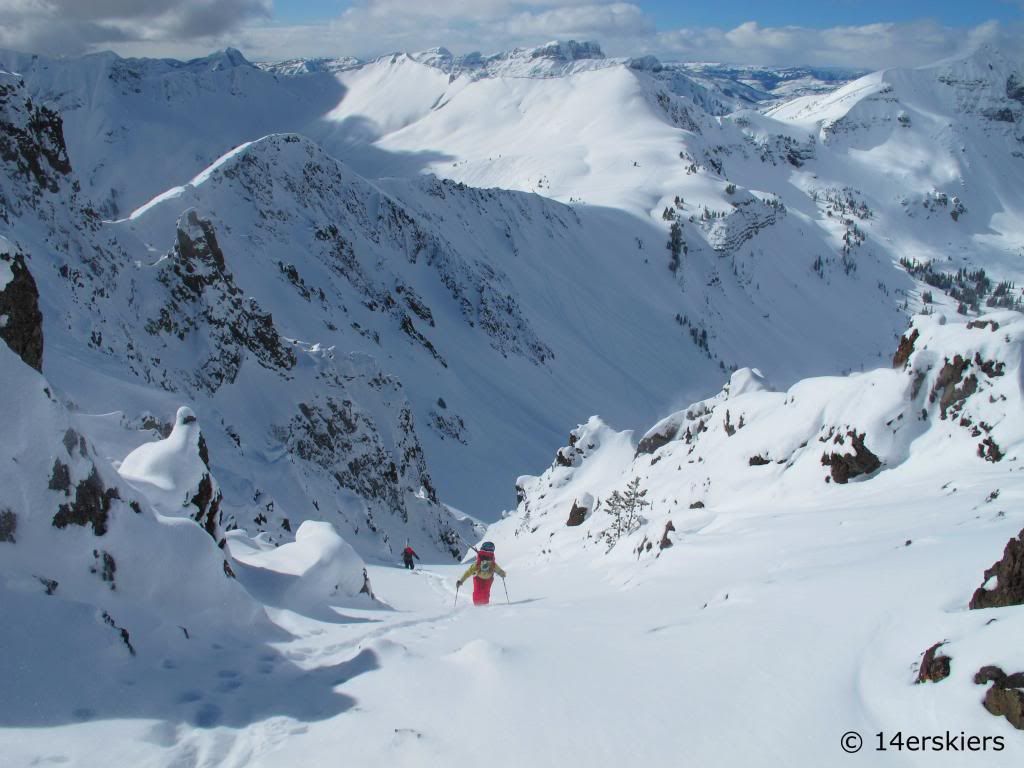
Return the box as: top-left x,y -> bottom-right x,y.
0,47 -> 347,217
2,50 -> 915,531
0,331 -> 268,724
112,130 -> 914,518
3,41 -> 1021,297
676,62 -> 869,106
495,310 -> 1024,566
301,42 -> 1024,290
764,45 -> 1024,281
0,72 -> 476,560
0,331 -> 385,743
5,309 -> 1020,765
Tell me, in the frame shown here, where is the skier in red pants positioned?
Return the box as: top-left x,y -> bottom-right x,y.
457,541 -> 506,605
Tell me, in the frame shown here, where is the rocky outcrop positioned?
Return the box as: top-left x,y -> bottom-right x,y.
916,642 -> 951,683
892,328 -> 918,368
0,508 -> 15,543
701,194 -> 785,256
0,73 -> 71,195
146,210 -> 296,393
659,520 -> 676,550
0,243 -> 43,371
51,467 -> 121,537
974,666 -> 1024,730
821,430 -> 881,483
637,423 -> 677,456
930,355 -> 977,420
566,496 -> 592,527
969,528 -> 1024,609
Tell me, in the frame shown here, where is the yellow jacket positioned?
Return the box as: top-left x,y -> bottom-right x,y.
460,558 -> 506,582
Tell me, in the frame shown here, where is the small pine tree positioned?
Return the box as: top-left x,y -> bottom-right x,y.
603,477 -> 650,549
667,220 -> 683,273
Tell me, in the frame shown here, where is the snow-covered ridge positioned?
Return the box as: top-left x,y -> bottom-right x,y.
498,309 -> 1024,564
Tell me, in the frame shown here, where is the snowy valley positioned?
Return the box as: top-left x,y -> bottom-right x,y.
1,34 -> 1023,767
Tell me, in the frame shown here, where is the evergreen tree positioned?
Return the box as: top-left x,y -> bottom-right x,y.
603,477 -> 650,549
667,220 -> 683,273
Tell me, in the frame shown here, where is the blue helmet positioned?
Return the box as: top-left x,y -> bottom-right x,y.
480,541 -> 495,552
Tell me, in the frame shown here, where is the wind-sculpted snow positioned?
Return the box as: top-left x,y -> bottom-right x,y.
0,340 -> 266,714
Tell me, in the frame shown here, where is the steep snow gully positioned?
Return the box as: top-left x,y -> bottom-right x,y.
1,38 -> 1024,768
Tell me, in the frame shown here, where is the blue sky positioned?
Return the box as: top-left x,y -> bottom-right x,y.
273,0 -> 1023,28
1,0 -> 1021,65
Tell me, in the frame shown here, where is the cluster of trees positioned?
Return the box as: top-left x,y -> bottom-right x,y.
898,259 -> 1021,313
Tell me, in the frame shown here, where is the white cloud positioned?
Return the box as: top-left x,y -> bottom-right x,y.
653,19 -> 1024,68
0,0 -> 270,55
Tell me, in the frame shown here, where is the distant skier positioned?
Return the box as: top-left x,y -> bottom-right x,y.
402,545 -> 420,570
457,541 -> 506,605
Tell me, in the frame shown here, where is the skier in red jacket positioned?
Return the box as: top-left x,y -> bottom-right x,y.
402,545 -> 420,570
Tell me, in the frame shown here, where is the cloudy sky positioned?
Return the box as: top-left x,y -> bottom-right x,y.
0,0 -> 1021,67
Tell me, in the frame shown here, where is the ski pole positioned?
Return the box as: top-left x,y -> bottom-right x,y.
454,581 -> 460,608
502,577 -> 510,605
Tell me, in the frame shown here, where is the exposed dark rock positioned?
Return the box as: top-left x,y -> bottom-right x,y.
969,527 -> 1024,609
967,319 -> 999,332
140,414 -> 173,437
689,501 -> 705,509
197,432 -> 210,467
430,409 -> 467,444
37,576 -> 58,595
892,328 -> 919,368
636,425 -> 676,456
399,313 -> 447,367
659,520 -> 676,550
974,353 -> 1004,378
974,664 -> 1024,730
821,430 -> 881,483
90,549 -> 116,590
52,467 -> 119,536
48,458 -> 71,493
931,355 -> 977,419
0,508 -> 16,543
566,498 -> 589,527
188,473 -> 223,543
748,454 -> 770,466
1009,74 -> 1024,104
978,437 -> 1004,463
0,76 -> 72,192
0,249 -> 43,372
975,666 -> 1008,686
147,210 -> 296,393
723,410 -> 736,437
62,428 -> 87,457
101,611 -> 135,656
916,642 -> 951,683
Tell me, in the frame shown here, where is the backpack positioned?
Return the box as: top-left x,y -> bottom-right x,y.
476,549 -> 494,577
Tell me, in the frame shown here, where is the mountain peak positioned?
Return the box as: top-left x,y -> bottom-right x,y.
190,47 -> 252,71
528,40 -> 605,62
